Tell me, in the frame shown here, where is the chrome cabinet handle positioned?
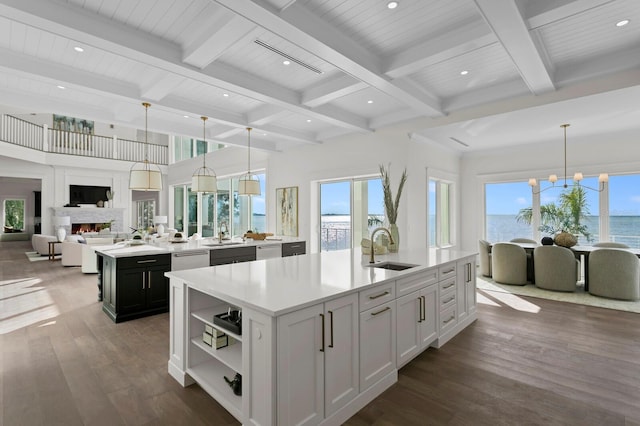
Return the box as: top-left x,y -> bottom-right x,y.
328,310 -> 334,348
148,271 -> 151,289
443,282 -> 454,289
421,296 -> 426,322
443,268 -> 455,274
371,306 -> 390,316
174,251 -> 206,257
142,272 -> 145,290
443,316 -> 455,324
319,313 -> 325,352
369,290 -> 390,300
137,259 -> 157,264
443,296 -> 454,304
417,297 -> 423,323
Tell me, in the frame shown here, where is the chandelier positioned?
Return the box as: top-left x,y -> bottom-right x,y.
129,102 -> 162,191
528,124 -> 608,194
191,116 -> 218,193
238,127 -> 261,196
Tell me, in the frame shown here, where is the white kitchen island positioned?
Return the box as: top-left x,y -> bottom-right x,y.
166,247 -> 477,426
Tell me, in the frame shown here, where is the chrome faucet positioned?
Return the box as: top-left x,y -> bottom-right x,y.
218,221 -> 228,242
369,227 -> 394,264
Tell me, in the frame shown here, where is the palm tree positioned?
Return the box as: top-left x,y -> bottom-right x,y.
516,186 -> 592,241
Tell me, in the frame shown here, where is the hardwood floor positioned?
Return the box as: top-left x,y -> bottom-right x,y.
2,240 -> 639,425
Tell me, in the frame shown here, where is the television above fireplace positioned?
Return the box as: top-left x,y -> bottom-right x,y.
70,185 -> 111,205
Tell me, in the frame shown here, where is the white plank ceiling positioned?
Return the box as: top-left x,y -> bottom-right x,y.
0,0 -> 637,152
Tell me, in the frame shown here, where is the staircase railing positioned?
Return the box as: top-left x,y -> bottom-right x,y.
1,114 -> 168,165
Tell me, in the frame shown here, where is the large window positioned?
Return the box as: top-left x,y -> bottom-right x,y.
429,179 -> 453,247
173,136 -> 225,163
3,199 -> 25,231
172,173 -> 265,238
319,177 -> 383,252
608,174 -> 640,248
485,182 -> 533,242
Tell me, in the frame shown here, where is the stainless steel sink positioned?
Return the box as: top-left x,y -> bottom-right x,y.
368,261 -> 418,271
203,242 -> 242,247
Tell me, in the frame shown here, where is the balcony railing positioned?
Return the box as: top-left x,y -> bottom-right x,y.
0,114 -> 168,165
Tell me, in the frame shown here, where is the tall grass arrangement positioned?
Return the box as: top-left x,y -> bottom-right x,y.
379,164 -> 407,225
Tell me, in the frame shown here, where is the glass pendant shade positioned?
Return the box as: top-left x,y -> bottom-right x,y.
191,116 -> 218,193
239,127 -> 261,196
129,102 -> 162,191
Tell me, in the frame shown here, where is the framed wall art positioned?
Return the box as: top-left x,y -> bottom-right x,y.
276,186 -> 298,237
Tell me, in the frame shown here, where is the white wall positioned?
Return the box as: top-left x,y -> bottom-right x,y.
459,128 -> 640,252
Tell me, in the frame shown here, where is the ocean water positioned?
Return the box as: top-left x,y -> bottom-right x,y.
487,215 -> 640,248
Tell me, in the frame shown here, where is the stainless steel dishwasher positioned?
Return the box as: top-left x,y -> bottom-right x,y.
255,243 -> 281,260
171,250 -> 210,271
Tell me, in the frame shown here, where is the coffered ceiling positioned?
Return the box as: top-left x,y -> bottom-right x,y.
0,0 -> 638,152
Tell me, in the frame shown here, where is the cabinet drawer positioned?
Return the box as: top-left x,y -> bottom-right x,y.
117,254 -> 171,270
282,242 -> 306,257
359,281 -> 395,312
439,276 -> 456,296
209,246 -> 256,265
439,290 -> 456,311
438,263 -> 457,280
396,268 -> 438,297
440,305 -> 457,333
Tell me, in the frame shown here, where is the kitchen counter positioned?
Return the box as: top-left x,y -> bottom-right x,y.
94,236 -> 303,258
166,246 -> 474,317
167,246 -> 478,425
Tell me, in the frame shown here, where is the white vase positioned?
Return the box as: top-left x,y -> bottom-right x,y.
57,227 -> 66,242
104,201 -> 109,208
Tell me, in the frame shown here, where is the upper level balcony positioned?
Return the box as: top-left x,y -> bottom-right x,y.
0,114 -> 168,165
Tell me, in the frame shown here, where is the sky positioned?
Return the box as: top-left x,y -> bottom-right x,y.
486,175 -> 640,215
320,179 -> 384,215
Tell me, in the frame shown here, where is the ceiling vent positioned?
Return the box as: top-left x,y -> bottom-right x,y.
254,39 -> 324,75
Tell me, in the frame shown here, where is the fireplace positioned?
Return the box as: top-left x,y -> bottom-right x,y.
72,223 -> 111,234
52,207 -> 125,233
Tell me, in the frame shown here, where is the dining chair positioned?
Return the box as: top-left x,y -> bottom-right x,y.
588,249 -> 640,300
478,239 -> 492,277
491,242 -> 527,285
533,246 -> 578,292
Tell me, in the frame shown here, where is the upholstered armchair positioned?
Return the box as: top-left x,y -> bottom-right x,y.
478,240 -> 492,277
31,234 -> 61,256
533,246 -> 578,292
491,242 -> 527,285
589,249 -> 640,300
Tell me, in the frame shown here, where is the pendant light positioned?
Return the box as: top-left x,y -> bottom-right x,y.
129,102 -> 163,191
191,116 -> 218,193
238,127 -> 261,196
528,124 -> 608,194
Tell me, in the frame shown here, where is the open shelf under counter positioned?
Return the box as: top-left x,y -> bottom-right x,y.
190,336 -> 242,373
191,307 -> 243,342
187,358 -> 242,421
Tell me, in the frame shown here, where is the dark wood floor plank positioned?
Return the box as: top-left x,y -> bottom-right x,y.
3,240 -> 640,425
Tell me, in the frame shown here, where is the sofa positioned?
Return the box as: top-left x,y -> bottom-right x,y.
60,235 -> 113,272
32,234 -> 61,256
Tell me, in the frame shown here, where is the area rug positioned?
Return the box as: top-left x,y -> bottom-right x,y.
477,275 -> 640,314
25,251 -> 59,262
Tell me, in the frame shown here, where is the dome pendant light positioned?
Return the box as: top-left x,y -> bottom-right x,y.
191,116 -> 218,193
238,127 -> 261,196
129,102 -> 163,191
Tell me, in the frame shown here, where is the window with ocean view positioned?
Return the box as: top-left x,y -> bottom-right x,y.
485,182 -> 533,242
320,177 -> 383,251
608,174 -> 640,248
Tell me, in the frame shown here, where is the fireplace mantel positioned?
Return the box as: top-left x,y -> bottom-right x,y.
52,207 -> 125,232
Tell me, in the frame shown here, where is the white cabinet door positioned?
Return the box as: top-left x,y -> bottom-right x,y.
396,291 -> 421,367
465,259 -> 477,316
419,284 -> 437,347
360,300 -> 396,392
277,304 -> 324,426
324,293 -> 359,417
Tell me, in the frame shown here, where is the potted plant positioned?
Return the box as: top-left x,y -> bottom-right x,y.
516,186 -> 592,247
380,164 -> 407,252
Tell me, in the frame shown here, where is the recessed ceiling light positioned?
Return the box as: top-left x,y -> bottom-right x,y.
387,1 -> 398,9
183,115 -> 189,118
460,70 -> 469,75
223,93 -> 229,97
306,119 -> 311,123
74,46 -> 84,52
283,60 -> 291,65
57,85 -> 65,89
616,19 -> 630,27
367,100 -> 373,104
262,133 -> 267,136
